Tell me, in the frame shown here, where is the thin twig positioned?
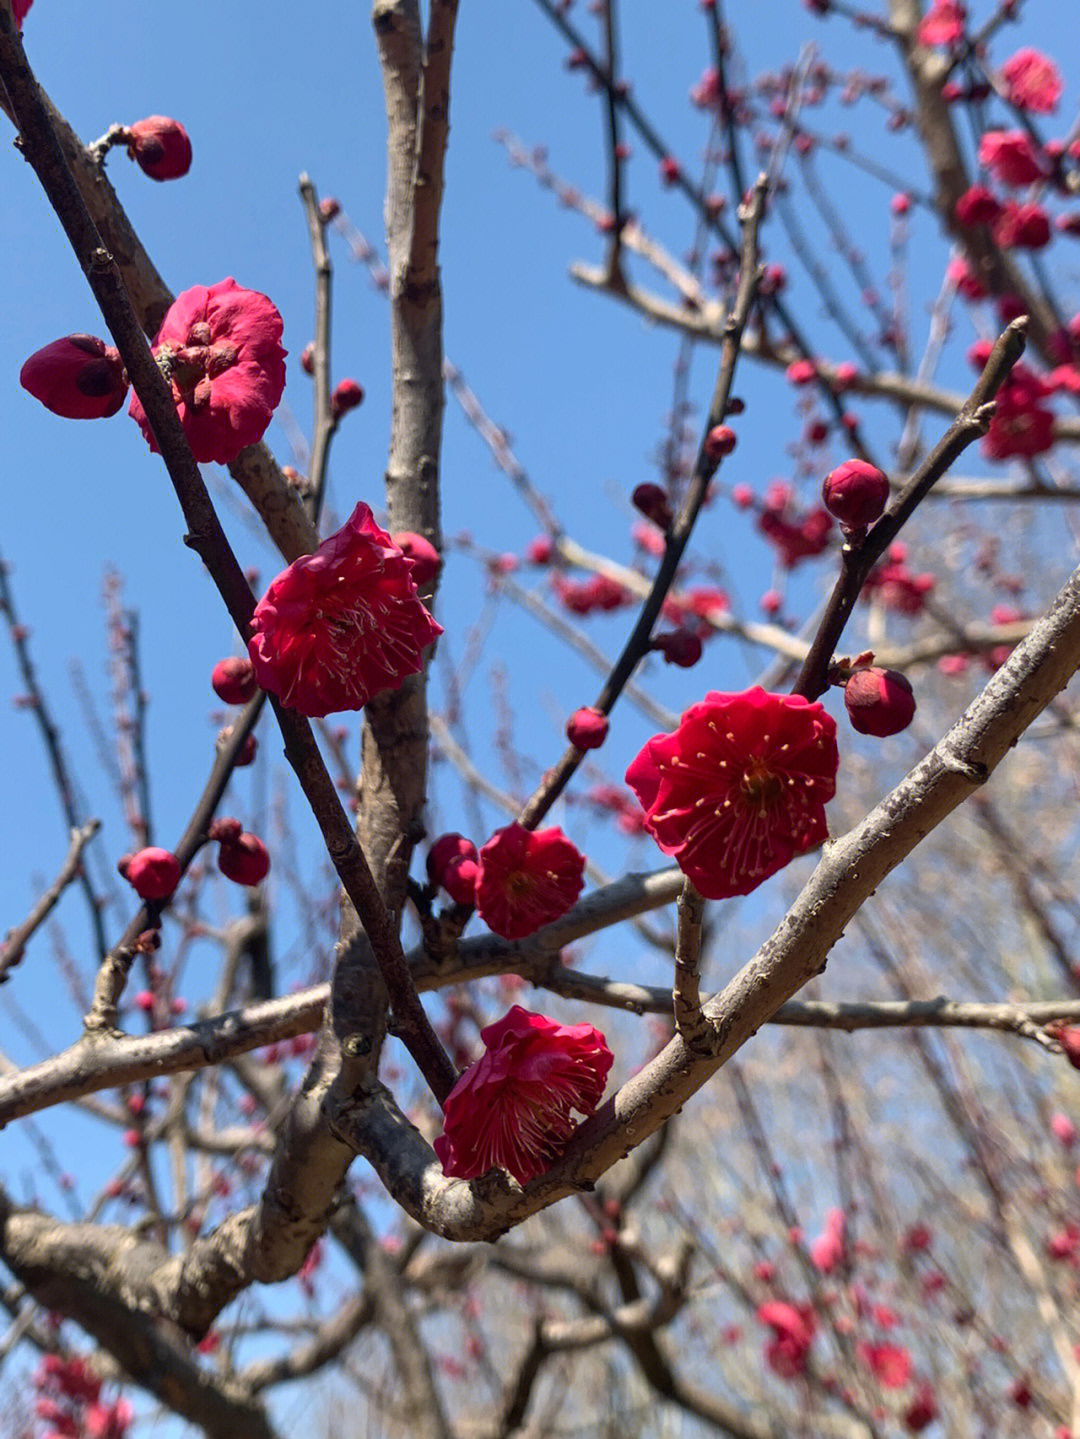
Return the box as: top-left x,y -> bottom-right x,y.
0,822 -> 101,982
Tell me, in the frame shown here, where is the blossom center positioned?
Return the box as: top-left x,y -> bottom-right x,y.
158,328 -> 240,399
739,763 -> 783,811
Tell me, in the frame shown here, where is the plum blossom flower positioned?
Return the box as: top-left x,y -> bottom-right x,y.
859,1341 -> 913,1389
248,502 -> 442,717
20,335 -> 128,419
809,1207 -> 847,1273
992,200 -> 1051,250
129,278 -> 286,464
999,48 -> 1063,113
434,1005 -> 613,1184
978,130 -> 1046,187
13,0 -> 32,25
626,688 -> 838,900
475,824 -> 586,939
758,1300 -> 817,1379
916,0 -> 965,46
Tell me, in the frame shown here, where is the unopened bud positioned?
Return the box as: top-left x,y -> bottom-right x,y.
123,116 -> 192,181
20,335 -> 128,419
651,629 -> 703,668
632,483 -> 673,530
122,847 -> 182,902
331,378 -> 364,420
566,706 -> 609,750
217,832 -> 270,886
844,667 -> 915,736
394,532 -> 441,586
211,655 -> 258,705
823,459 -> 889,529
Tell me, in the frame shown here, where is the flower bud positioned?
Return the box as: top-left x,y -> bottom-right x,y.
566,706 -> 609,750
704,424 -> 737,461
217,833 -> 270,886
319,196 -> 341,222
20,335 -> 128,419
219,728 -> 257,766
822,459 -> 889,528
211,655 -> 257,705
300,342 -> 316,376
124,116 -> 192,181
427,833 -> 478,884
844,667 -> 916,736
208,816 -> 244,845
122,847 -> 182,902
442,854 -> 480,905
331,378 -> 365,420
393,531 -> 441,586
1056,1026 -> 1080,1070
527,535 -> 555,565
651,629 -> 703,668
632,483 -> 673,530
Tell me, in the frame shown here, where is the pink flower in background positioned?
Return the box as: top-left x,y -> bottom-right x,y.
129,278 -> 286,464
758,1300 -> 817,1379
999,48 -> 1063,113
475,824 -> 585,939
434,1006 -> 613,1184
916,0 -> 965,45
859,1341 -> 913,1389
20,334 -> 128,419
810,1208 -> 847,1273
249,502 -> 442,717
978,130 -> 1046,187
626,688 -> 838,900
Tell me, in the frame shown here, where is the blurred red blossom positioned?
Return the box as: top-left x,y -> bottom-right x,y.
999,47 -> 1063,113
916,0 -> 965,46
859,1341 -> 913,1389
434,1005 -> 613,1183
978,130 -> 1046,187
757,1300 -> 817,1379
